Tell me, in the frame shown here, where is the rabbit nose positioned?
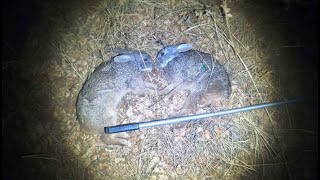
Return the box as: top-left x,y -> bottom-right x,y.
153,67 -> 163,74
155,63 -> 162,70
156,62 -> 164,69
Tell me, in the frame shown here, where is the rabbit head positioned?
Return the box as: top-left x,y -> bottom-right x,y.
156,43 -> 193,68
114,49 -> 153,72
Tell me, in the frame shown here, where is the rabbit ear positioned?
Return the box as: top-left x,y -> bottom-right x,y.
176,43 -> 193,53
113,54 -> 132,63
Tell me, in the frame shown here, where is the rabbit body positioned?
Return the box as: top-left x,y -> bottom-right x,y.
77,50 -> 154,146
157,44 -> 231,113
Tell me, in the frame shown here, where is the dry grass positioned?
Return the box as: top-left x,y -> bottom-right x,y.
15,0 -> 310,179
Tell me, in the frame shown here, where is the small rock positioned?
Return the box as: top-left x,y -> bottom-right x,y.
114,158 -> 124,163
141,20 -> 148,26
91,155 -> 98,161
139,134 -> 145,140
231,85 -> 238,90
221,99 -> 230,106
204,130 -> 211,140
179,129 -> 186,137
163,20 -> 171,25
150,175 -> 158,180
196,127 -> 203,133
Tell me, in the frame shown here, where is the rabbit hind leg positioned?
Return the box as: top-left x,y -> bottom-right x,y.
100,132 -> 131,146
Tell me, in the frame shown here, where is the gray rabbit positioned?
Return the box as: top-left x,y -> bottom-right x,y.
156,43 -> 231,114
77,49 -> 154,146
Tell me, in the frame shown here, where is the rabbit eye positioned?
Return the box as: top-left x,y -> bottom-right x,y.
160,52 -> 165,56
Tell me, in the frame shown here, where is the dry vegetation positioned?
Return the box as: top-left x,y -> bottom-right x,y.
11,0 -> 311,179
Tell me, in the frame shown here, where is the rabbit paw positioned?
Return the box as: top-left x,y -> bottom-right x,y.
101,132 -> 131,146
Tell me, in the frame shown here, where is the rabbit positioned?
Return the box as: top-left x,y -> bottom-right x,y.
76,49 -> 155,146
156,43 -> 231,115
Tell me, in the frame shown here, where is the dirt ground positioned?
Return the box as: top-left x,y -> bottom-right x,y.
2,0 -> 318,179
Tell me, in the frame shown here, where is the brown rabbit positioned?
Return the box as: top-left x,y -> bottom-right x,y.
156,43 -> 231,114
77,49 -> 154,146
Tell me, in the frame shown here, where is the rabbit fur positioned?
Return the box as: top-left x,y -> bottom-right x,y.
156,43 -> 231,114
76,49 -> 154,146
